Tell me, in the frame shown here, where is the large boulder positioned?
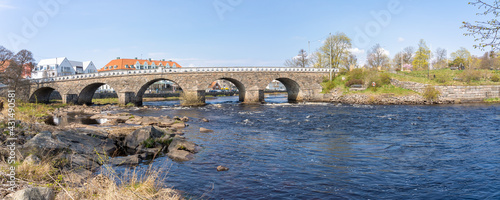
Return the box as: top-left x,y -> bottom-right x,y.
167,138 -> 199,153
22,131 -> 67,156
167,150 -> 195,161
4,187 -> 55,200
22,130 -> 116,158
53,130 -> 116,156
123,126 -> 165,152
167,138 -> 199,161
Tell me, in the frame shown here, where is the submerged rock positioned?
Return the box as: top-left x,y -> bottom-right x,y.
109,154 -> 141,166
199,127 -> 214,133
217,165 -> 229,171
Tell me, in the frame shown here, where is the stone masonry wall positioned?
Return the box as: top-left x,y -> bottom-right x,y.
391,79 -> 500,101
436,85 -> 500,101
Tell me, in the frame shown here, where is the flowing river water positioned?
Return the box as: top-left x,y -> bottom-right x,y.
109,95 -> 500,199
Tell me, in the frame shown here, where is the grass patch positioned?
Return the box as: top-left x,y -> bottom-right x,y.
484,97 -> 500,103
92,98 -> 119,105
391,69 -> 500,86
11,102 -> 67,122
321,79 -> 336,93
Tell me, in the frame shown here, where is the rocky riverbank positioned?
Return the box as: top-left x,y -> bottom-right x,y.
0,105 -> 206,200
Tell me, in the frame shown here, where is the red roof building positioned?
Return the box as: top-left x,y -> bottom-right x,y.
98,58 -> 182,72
0,60 -> 33,79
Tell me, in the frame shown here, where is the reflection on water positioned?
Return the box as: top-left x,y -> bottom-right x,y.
120,98 -> 500,199
51,112 -> 108,126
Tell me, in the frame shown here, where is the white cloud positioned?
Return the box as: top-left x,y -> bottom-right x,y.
0,0 -> 15,10
349,48 -> 365,55
398,37 -> 405,42
381,48 -> 390,56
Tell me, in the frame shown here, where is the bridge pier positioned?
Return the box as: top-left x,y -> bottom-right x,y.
62,94 -> 78,104
181,90 -> 206,106
118,92 -> 136,106
243,89 -> 264,104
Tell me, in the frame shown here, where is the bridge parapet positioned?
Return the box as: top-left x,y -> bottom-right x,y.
30,67 -> 337,83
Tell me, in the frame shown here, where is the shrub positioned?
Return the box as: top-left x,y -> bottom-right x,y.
379,73 -> 391,85
458,70 -> 482,83
348,68 -> 366,80
435,75 -> 447,83
491,74 -> 500,82
422,85 -> 440,102
345,79 -> 364,87
321,80 -> 336,93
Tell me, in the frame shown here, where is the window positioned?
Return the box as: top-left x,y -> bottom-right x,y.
125,65 -> 129,68
172,63 -> 176,68
104,66 -> 108,70
114,65 -> 118,69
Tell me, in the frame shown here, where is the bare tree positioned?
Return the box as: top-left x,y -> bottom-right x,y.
402,46 -> 415,64
479,51 -> 497,69
462,0 -> 500,50
284,49 -> 310,68
433,48 -> 448,69
0,46 -> 13,67
344,53 -> 358,70
1,49 -> 35,93
367,43 -> 390,70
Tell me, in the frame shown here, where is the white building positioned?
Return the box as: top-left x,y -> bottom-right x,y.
31,57 -> 97,79
266,80 -> 286,91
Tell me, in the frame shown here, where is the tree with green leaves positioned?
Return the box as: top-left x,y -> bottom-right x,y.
450,47 -> 472,68
412,39 -> 431,71
318,32 -> 352,79
462,0 -> 500,50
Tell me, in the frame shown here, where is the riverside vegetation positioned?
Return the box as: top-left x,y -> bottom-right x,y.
321,68 -> 500,104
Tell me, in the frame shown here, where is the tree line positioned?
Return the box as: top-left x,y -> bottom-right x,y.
285,0 -> 500,72
284,33 -> 500,71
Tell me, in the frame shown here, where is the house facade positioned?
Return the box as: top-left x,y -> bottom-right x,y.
31,57 -> 96,79
0,60 -> 34,79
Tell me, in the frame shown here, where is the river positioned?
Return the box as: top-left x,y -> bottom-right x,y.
114,94 -> 500,199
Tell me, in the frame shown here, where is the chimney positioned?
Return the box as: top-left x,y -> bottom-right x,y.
148,58 -> 151,61
116,57 -> 120,59
135,57 -> 138,60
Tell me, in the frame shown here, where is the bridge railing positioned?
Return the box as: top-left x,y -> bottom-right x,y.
30,67 -> 338,83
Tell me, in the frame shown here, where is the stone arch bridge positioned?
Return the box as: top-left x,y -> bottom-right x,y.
29,67 -> 335,106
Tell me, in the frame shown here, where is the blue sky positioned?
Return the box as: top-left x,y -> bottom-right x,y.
0,0 -> 491,68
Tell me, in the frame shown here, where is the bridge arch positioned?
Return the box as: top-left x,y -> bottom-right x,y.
135,78 -> 184,106
77,83 -> 118,105
275,78 -> 301,102
29,87 -> 61,103
207,77 -> 246,102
